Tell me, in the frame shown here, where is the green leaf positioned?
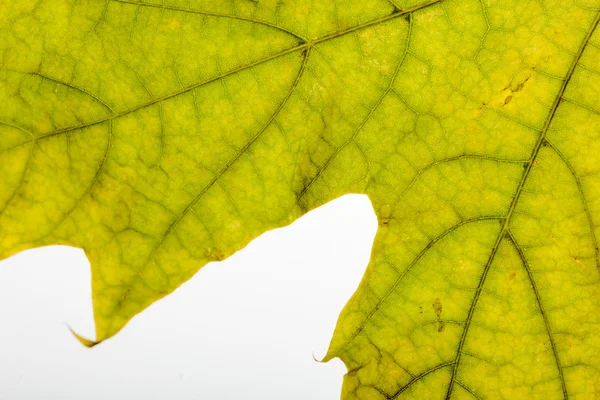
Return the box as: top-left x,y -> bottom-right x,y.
1,0 -> 599,397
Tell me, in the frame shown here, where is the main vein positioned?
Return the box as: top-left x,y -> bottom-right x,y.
2,0 -> 441,155
88,0 -> 444,339
444,10 -> 600,399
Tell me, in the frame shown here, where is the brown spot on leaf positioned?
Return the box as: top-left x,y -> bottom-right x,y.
432,298 -> 444,332
512,74 -> 531,92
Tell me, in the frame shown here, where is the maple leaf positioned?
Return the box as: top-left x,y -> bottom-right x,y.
1,0 -> 600,398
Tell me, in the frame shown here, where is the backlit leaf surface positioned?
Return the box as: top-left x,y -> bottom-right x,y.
1,0 -> 600,398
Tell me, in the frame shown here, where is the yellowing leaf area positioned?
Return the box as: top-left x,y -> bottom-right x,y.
1,0 -> 600,398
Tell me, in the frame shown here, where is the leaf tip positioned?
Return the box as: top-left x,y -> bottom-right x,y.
66,325 -> 101,348
312,351 -> 326,363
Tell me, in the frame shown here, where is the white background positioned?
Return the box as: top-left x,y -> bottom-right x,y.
0,195 -> 377,400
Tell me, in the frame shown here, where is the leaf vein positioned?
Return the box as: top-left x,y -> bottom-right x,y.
1,1 -> 442,155
445,10 -> 600,399
101,49 -> 311,339
455,380 -> 483,400
507,231 -> 568,398
296,12 -> 414,201
544,139 -> 600,271
110,0 -> 307,41
390,361 -> 456,399
334,216 -> 505,357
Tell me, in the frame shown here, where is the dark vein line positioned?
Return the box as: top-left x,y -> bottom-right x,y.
3,0 -> 447,339
111,0 -> 307,41
0,120 -> 34,139
30,72 -> 115,113
0,141 -> 35,216
575,60 -> 600,78
155,101 -> 165,165
455,381 -> 483,400
334,216 -> 505,357
544,139 -> 600,271
2,0 -> 441,156
390,155 -> 529,211
2,0 -> 447,341
0,72 -> 115,221
390,361 -> 456,399
297,11 -> 414,201
462,350 -> 503,367
326,156 -> 525,355
507,231 -> 568,397
560,96 -> 600,117
300,0 -> 440,46
370,384 -> 393,399
445,11 -> 600,399
91,0 -> 110,32
0,121 -> 36,213
130,66 -> 165,166
0,47 -> 303,154
386,0 -> 401,11
102,49 -> 312,339
39,120 -> 114,240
